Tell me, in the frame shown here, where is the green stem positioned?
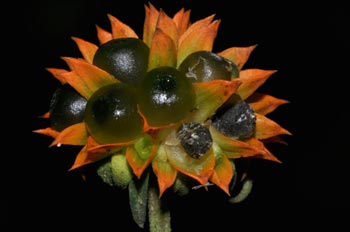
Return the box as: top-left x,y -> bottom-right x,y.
148,185 -> 171,232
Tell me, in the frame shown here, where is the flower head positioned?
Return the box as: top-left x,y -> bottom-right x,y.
34,3 -> 291,229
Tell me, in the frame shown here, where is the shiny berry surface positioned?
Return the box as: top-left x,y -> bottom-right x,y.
138,66 -> 195,126
93,38 -> 149,85
178,50 -> 239,83
49,84 -> 87,131
84,83 -> 144,144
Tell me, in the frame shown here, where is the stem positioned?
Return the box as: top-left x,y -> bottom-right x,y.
148,185 -> 171,232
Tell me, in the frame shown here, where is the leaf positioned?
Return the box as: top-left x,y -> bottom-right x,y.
172,8 -> 191,37
148,185 -> 171,232
244,137 -> 281,163
71,37 -> 98,64
148,28 -> 177,70
49,123 -> 88,147
210,147 -> 233,195
255,113 -> 292,140
129,171 -> 149,229
143,2 -> 160,47
246,93 -> 289,115
46,68 -> 68,84
60,57 -> 117,99
187,79 -> 241,123
108,14 -> 138,39
95,24 -> 112,45
218,45 -> 257,70
68,137 -> 130,171
126,135 -> 158,179
33,127 -> 60,139
210,126 -> 266,159
152,144 -> 177,197
178,20 -> 220,66
157,10 -> 178,49
237,69 -> 277,100
69,144 -> 115,171
178,14 -> 215,46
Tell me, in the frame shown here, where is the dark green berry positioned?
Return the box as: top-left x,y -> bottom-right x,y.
138,66 -> 195,126
178,50 -> 239,83
93,38 -> 149,85
84,83 -> 144,144
49,84 -> 87,131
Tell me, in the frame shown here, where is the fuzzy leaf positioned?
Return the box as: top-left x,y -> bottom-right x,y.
152,144 -> 177,197
148,185 -> 171,232
126,135 -> 158,179
60,57 -> 117,99
46,68 -> 68,84
255,113 -> 292,140
164,131 -> 215,184
49,123 -> 88,147
247,93 -> 289,115
178,20 -> 220,66
96,24 -> 112,44
71,37 -> 98,64
148,28 -> 177,70
172,8 -> 191,37
108,14 -> 138,39
129,171 -> 149,229
143,3 -> 160,47
187,79 -> 241,123
237,69 -> 277,100
210,148 -> 233,195
218,45 -> 257,70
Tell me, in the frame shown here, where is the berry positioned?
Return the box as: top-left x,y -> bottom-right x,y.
49,84 -> 87,131
84,83 -> 144,144
178,50 -> 239,83
138,66 -> 195,126
212,96 -> 256,139
177,122 -> 213,159
93,38 -> 149,85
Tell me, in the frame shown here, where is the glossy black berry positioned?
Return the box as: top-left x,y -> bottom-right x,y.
84,83 -> 144,144
178,50 -> 239,83
93,38 -> 149,85
49,84 -> 87,131
177,122 -> 213,159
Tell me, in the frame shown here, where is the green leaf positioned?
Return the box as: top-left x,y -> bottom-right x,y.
148,185 -> 171,232
128,171 -> 150,229
96,157 -> 114,186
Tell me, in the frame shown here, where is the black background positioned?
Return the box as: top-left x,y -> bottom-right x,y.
6,0 -> 349,230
